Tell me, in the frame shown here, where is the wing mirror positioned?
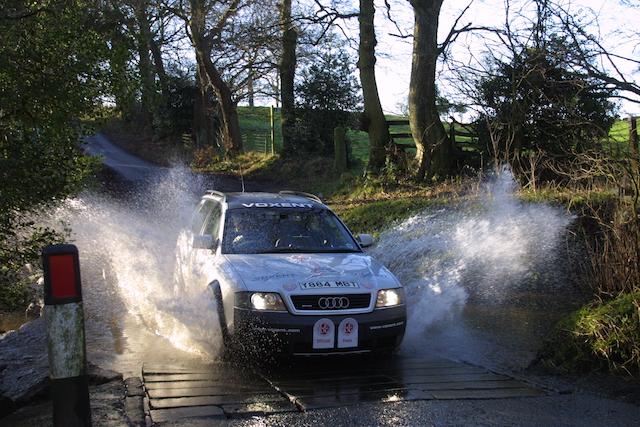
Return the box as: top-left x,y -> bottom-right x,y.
193,234 -> 217,250
357,233 -> 374,248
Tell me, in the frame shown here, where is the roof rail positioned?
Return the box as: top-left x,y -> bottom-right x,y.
205,190 -> 225,199
279,190 -> 322,203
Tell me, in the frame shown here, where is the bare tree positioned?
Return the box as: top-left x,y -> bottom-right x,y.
550,1 -> 640,105
407,0 -> 491,179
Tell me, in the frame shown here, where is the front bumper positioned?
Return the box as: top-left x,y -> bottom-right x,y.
233,306 -> 406,355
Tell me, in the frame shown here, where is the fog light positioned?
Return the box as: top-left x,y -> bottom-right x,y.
250,292 -> 286,311
376,288 -> 404,308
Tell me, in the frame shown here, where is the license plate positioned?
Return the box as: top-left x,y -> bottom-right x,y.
300,281 -> 359,290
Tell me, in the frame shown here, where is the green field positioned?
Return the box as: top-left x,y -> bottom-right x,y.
238,106 -> 283,154
238,107 -> 413,163
606,119 -> 631,157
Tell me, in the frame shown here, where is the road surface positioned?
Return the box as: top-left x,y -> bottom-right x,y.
84,133 -> 265,192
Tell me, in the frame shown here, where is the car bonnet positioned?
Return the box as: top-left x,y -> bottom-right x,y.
222,252 -> 400,294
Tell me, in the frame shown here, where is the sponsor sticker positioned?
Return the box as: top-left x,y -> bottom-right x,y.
241,202 -> 314,208
299,281 -> 359,290
312,318 -> 335,349
283,283 -> 297,292
253,272 -> 296,282
337,318 -> 358,348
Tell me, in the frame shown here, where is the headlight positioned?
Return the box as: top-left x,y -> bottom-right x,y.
250,292 -> 286,311
376,288 -> 404,308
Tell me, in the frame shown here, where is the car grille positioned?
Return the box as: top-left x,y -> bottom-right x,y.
290,294 -> 372,310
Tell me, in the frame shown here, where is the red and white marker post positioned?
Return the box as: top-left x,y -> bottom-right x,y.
42,244 -> 91,426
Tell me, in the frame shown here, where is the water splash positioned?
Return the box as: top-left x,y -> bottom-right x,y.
371,168 -> 572,353
52,168 -> 221,367
46,165 -> 571,370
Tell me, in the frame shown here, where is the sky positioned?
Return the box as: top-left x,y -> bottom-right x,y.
370,0 -> 640,117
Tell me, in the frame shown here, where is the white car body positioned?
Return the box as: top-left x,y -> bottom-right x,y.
177,191 -> 406,355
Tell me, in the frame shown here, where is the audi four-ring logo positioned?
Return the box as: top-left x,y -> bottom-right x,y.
318,296 -> 350,309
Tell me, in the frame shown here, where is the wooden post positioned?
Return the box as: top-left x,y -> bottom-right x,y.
449,120 -> 456,147
334,126 -> 347,174
630,116 -> 639,177
270,106 -> 276,155
449,121 -> 456,166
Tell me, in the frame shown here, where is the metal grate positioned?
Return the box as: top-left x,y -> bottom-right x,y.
291,293 -> 372,310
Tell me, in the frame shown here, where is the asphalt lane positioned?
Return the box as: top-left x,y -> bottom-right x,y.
84,133 -> 164,182
84,133 -> 270,193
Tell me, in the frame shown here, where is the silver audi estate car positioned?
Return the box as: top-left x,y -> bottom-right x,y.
176,190 -> 406,355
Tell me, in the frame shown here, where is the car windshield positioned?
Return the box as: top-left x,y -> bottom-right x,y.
221,208 -> 361,254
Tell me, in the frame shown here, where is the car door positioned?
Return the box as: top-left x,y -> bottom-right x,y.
188,199 -> 223,293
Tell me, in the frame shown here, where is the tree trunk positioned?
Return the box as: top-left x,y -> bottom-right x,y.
133,0 -> 156,125
358,0 -> 390,173
188,0 -> 243,156
149,37 -> 169,104
193,63 -> 219,151
247,67 -> 255,107
193,66 -> 207,148
279,0 -> 297,155
198,50 -> 244,156
334,126 -> 348,173
109,33 -> 136,119
408,0 -> 455,180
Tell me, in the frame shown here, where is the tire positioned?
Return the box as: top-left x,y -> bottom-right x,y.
211,284 -> 233,350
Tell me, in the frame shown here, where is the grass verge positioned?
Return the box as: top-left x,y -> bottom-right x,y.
332,197 -> 446,236
537,291 -> 640,376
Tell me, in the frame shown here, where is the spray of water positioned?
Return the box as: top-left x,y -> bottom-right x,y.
46,165 -> 570,370
52,168 -> 222,368
371,167 -> 572,353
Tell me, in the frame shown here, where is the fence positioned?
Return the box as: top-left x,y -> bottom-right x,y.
386,118 -> 481,159
240,106 -> 278,155
629,116 -> 639,177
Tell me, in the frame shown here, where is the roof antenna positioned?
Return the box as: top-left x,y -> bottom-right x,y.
239,162 -> 245,193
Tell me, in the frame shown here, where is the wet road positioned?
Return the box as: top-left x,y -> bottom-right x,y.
85,134 -> 165,182
80,135 -> 640,426
85,133 -> 268,192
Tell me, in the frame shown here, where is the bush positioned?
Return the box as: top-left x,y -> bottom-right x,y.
0,226 -> 64,311
538,291 -> 640,376
296,49 -> 362,154
191,146 -> 221,170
